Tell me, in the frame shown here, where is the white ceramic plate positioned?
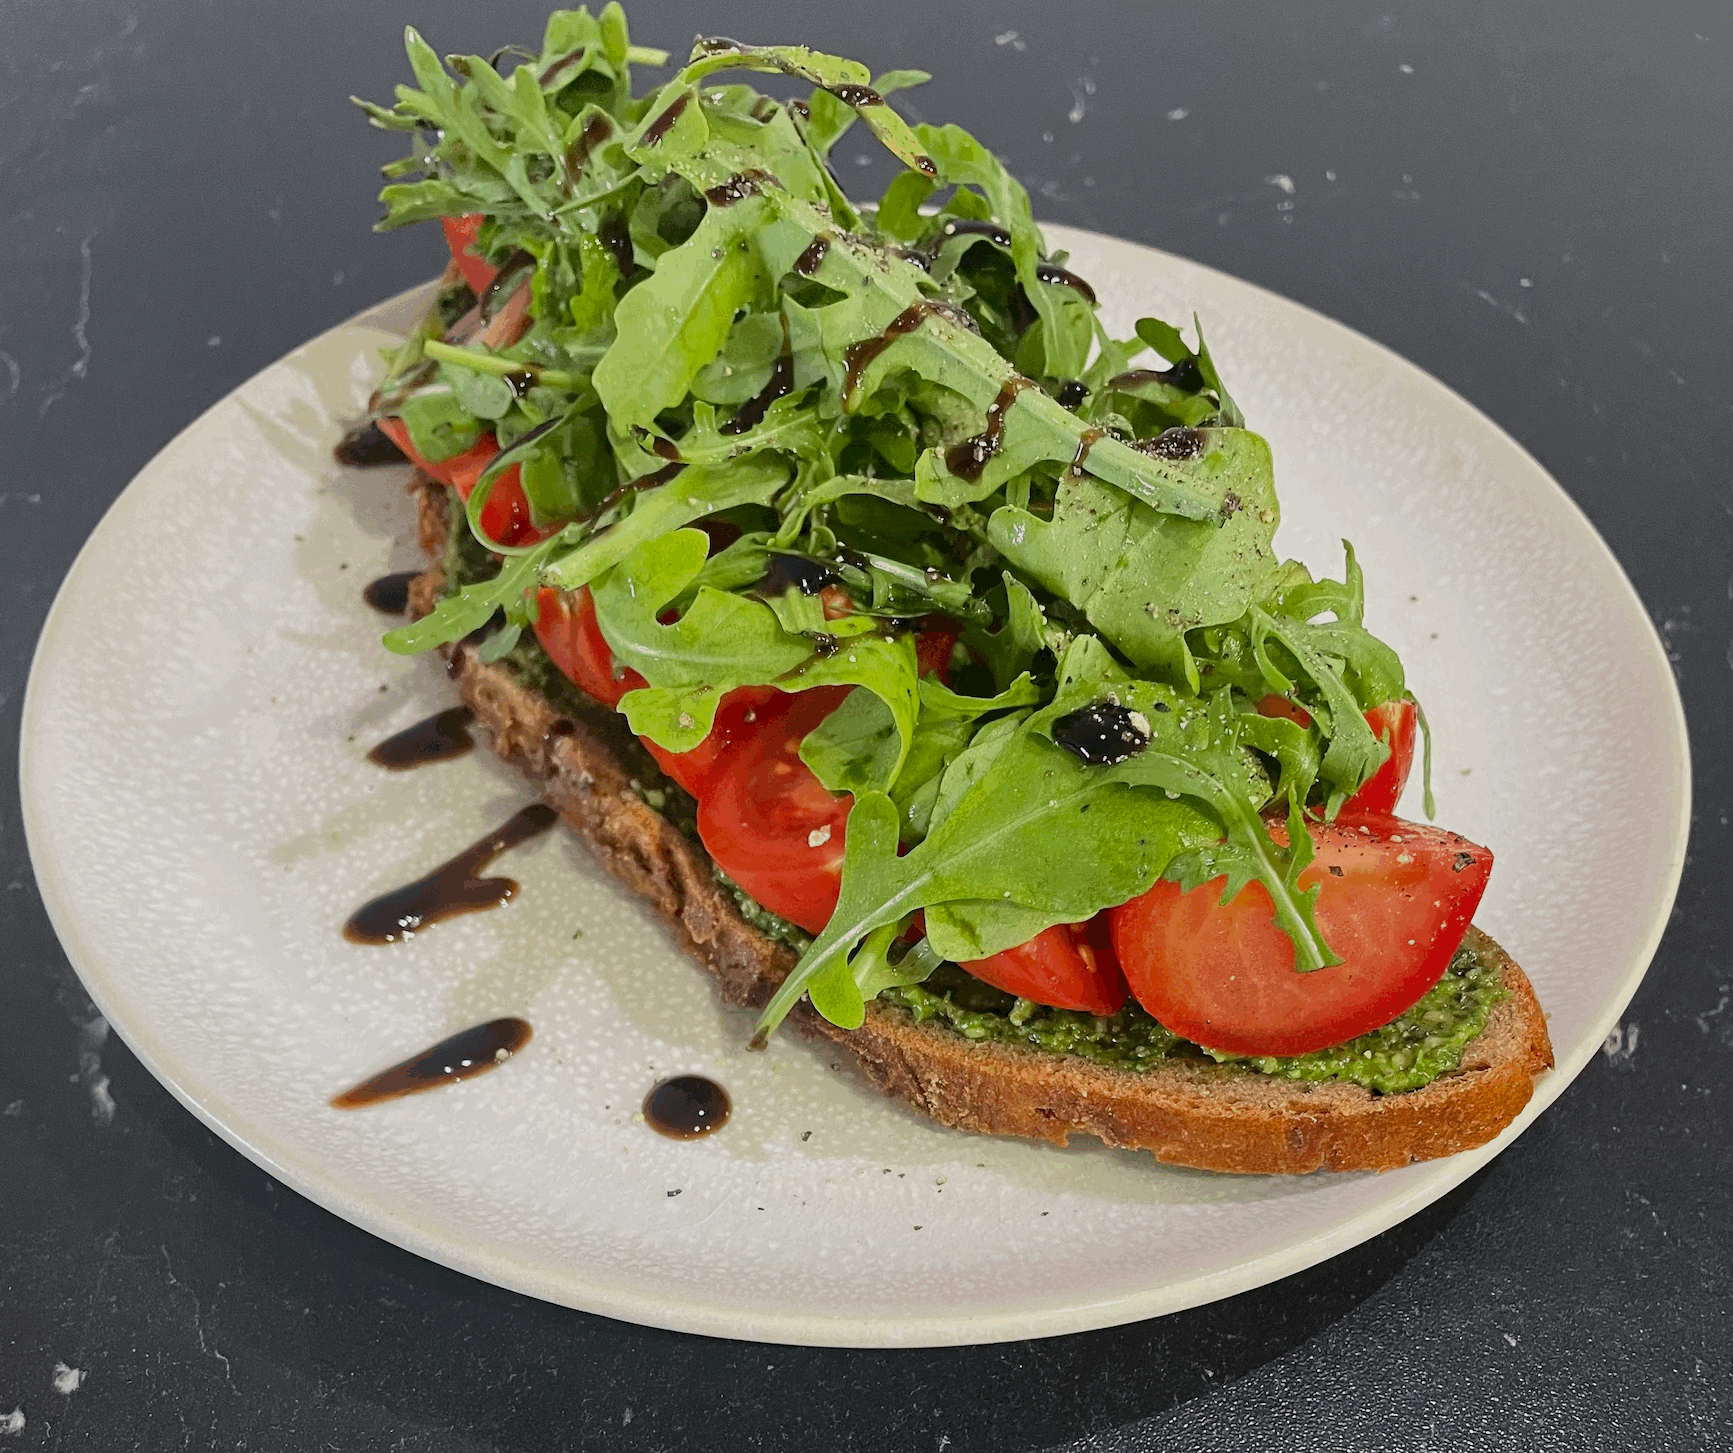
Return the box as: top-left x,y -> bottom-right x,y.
21,226 -> 1689,1347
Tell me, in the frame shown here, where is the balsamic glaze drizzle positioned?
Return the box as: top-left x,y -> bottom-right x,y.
793,234 -> 831,276
334,422 -> 406,468
1052,701 -> 1152,765
640,90 -> 692,145
945,378 -> 1031,481
331,1018 -> 533,1109
642,1075 -> 732,1138
1034,263 -> 1097,304
366,707 -> 475,771
343,804 -> 558,944
362,571 -> 419,615
564,110 -> 614,177
704,170 -> 775,207
1108,359 -> 1206,394
842,301 -> 974,400
938,219 -> 1012,247
722,318 -> 793,435
1133,426 -> 1208,461
760,554 -> 840,596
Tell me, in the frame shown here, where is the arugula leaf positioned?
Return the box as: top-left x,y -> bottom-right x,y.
677,40 -> 936,177
592,192 -> 783,429
541,457 -> 788,591
383,528 -> 576,655
989,428 -> 1280,682
596,530 -> 812,747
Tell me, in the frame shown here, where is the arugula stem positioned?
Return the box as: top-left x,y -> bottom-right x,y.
423,338 -> 586,391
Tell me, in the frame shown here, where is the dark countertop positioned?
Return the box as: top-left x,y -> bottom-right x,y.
3,2 -> 1728,1448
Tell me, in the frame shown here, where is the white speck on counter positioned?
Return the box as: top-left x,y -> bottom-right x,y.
1265,174 -> 1295,194
76,1013 -> 115,1124
993,30 -> 1025,51
1602,1021 -> 1641,1066
0,1409 -> 22,1436
207,335 -> 222,347
52,1364 -> 85,1395
1400,63 -> 1414,74
1067,77 -> 1094,123
1464,283 -> 1528,326
1503,1332 -> 1518,1347
39,231 -> 98,416
0,350 -> 18,398
1166,107 -> 1188,121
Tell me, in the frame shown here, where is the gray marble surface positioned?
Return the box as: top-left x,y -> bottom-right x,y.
2,1 -> 1728,1448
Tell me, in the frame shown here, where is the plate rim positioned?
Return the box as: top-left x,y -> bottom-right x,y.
19,227 -> 1691,1347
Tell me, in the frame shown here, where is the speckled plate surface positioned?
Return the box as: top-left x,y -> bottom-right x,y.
20,227 -> 1688,1347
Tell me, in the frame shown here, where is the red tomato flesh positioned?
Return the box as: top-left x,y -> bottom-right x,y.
961,917 -> 1126,1015
442,214 -> 496,295
376,421 -> 546,550
532,587 -> 780,796
533,586 -> 645,708
1108,816 -> 1492,1056
1257,695 -> 1417,815
443,444 -> 547,550
697,687 -> 853,935
642,685 -> 783,798
1353,700 -> 1418,815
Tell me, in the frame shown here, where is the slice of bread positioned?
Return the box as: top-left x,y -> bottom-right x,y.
405,475 -> 1553,1174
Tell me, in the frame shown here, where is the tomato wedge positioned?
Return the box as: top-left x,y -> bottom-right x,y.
643,685 -> 784,798
698,687 -> 853,935
443,445 -> 547,549
533,587 -> 780,794
1353,699 -> 1417,815
916,624 -> 957,683
961,917 -> 1126,1014
1108,816 -> 1492,1056
533,586 -> 644,707
1257,695 -> 1417,815
375,419 -> 547,551
441,214 -> 496,295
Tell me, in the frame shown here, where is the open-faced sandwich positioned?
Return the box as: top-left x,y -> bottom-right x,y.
347,5 -> 1552,1173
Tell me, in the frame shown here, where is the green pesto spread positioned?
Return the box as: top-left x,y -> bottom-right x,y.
714,869 -> 816,956
1206,947 -> 1504,1092
882,945 -> 1502,1095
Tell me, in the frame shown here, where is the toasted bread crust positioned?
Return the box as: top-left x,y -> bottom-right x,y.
409,476 -> 1553,1174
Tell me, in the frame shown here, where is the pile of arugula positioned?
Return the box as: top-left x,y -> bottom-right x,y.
360,6 -> 1425,1043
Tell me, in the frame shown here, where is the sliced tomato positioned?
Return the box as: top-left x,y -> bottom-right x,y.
1108,816 -> 1492,1057
443,443 -> 549,550
643,685 -> 783,797
698,686 -> 853,934
442,214 -> 496,295
915,625 -> 958,683
961,917 -> 1126,1014
1257,695 -> 1418,815
1353,700 -> 1418,815
532,589 -> 781,797
533,586 -> 645,708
